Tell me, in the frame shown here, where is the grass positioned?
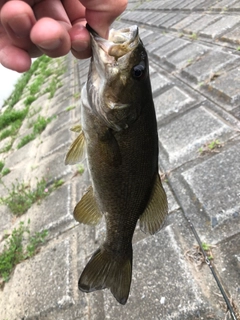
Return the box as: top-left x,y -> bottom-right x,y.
17,115 -> 52,149
189,33 -> 198,40
0,109 -> 28,131
0,162 -> 10,177
0,220 -> 48,284
66,105 -> 76,112
0,177 -> 64,216
198,139 -> 223,155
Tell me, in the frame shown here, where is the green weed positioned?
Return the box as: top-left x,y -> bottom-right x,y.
17,133 -> 35,149
24,95 -> 37,107
0,220 -> 48,283
0,161 -> 4,172
66,105 -> 76,112
1,168 -> 10,176
33,116 -> 51,135
29,75 -> 44,95
0,178 -> 50,215
189,33 -> 198,40
0,109 -> 27,131
198,139 -> 222,155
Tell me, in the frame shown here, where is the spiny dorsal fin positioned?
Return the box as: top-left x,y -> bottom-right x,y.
65,131 -> 85,165
140,174 -> 168,235
70,124 -> 82,132
79,246 -> 132,305
74,186 -> 102,225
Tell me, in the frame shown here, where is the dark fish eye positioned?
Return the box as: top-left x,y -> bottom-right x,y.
132,62 -> 145,80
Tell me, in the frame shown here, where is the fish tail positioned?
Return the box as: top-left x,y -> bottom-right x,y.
78,246 -> 133,305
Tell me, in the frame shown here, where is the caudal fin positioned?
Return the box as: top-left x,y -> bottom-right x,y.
78,246 -> 132,305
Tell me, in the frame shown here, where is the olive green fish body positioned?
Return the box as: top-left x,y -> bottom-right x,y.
65,25 -> 168,304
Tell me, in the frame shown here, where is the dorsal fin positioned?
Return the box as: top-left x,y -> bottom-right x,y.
140,174 -> 168,235
74,186 -> 102,226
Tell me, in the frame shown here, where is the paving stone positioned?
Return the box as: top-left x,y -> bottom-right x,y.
184,0 -> 207,10
41,111 -> 71,139
22,183 -> 75,238
145,34 -> 175,52
221,25 -> 240,44
150,70 -> 172,93
183,14 -> 222,34
210,0 -> 238,11
166,42 -> 210,70
193,0 -> 217,10
182,142 -> 240,236
161,13 -> 187,28
207,67 -> 240,110
170,14 -> 202,31
101,212 -> 225,319
0,205 -> 13,235
158,106 -> 233,168
1,238 -> 75,319
154,38 -> 190,59
37,127 -> 71,159
200,15 -> 240,39
5,138 -> 37,168
154,13 -> 178,27
213,233 -> 240,311
155,86 -> 194,122
31,150 -> 72,187
182,50 -> 239,83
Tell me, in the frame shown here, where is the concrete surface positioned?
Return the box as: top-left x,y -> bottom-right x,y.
0,0 -> 240,319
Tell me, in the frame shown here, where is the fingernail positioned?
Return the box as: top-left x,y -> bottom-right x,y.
72,41 -> 89,52
39,39 -> 61,51
8,14 -> 32,38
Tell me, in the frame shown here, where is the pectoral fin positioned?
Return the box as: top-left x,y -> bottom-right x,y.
70,124 -> 82,132
140,174 -> 168,235
74,186 -> 102,225
65,131 -> 85,165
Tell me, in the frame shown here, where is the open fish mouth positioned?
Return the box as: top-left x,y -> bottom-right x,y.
89,25 -> 140,61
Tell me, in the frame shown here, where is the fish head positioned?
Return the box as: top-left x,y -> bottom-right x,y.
88,25 -> 150,131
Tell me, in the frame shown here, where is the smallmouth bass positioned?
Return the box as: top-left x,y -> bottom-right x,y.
65,25 -> 168,305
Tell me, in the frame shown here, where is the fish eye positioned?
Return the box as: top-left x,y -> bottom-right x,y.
132,62 -> 145,80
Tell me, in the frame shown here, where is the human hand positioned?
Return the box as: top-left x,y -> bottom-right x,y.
0,0 -> 127,72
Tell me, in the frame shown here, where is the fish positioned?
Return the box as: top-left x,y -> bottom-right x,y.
65,24 -> 168,305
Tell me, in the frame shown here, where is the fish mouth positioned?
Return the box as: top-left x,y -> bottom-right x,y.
90,25 -> 139,62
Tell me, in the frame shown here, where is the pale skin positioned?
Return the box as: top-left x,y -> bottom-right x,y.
0,0 -> 128,72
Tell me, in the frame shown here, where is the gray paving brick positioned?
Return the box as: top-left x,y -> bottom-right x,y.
158,106 -> 233,168
41,111 -> 71,139
154,38 -> 190,59
166,42 -> 210,70
150,69 -> 171,93
191,0 -> 216,10
5,139 -> 37,167
155,86 -> 194,122
210,0 -> 238,11
207,68 -> 240,110
182,50 -> 239,83
100,212 -> 225,319
183,14 -> 222,34
154,13 -> 178,27
200,15 -> 240,39
221,26 -> 240,44
37,127 -> 71,159
170,14 -> 202,31
161,13 -> 187,28
182,142 -> 240,234
214,233 -> 240,311
145,34 -> 175,52
1,238 -> 75,319
184,0 -> 208,10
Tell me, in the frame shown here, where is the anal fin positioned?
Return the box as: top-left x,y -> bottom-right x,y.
140,174 -> 168,235
74,186 -> 102,226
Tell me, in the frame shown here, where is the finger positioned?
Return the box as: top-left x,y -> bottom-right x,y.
0,41 -> 31,72
80,0 -> 128,38
0,1 -> 36,50
30,17 -> 71,58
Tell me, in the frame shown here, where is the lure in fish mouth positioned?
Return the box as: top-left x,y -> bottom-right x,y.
65,25 -> 168,305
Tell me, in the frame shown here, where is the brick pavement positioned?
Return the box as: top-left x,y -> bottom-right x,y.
0,0 -> 239,319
